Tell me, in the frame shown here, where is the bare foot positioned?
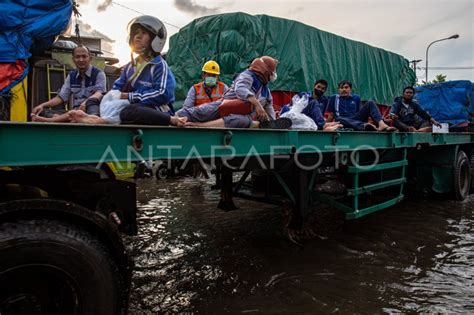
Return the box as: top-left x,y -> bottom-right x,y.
184,121 -> 200,127
377,121 -> 397,132
67,110 -> 79,123
170,116 -> 187,127
323,123 -> 343,131
69,110 -> 104,124
31,114 -> 51,122
418,127 -> 432,132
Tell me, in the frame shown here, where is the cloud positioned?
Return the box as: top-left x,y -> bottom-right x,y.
78,20 -> 115,43
174,0 -> 218,16
97,0 -> 112,12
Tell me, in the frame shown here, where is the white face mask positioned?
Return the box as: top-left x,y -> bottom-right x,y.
270,71 -> 278,82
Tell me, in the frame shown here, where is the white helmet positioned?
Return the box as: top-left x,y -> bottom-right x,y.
127,15 -> 167,54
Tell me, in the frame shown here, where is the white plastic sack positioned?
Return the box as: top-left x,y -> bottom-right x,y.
99,90 -> 130,124
280,94 -> 318,130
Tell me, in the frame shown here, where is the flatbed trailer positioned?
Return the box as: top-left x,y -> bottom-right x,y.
0,121 -> 473,313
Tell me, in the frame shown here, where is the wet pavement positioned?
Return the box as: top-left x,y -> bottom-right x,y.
125,177 -> 474,314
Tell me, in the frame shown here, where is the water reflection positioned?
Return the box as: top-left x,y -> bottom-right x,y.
125,178 -> 474,314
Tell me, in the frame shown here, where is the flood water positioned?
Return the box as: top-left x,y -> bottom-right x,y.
125,177 -> 474,314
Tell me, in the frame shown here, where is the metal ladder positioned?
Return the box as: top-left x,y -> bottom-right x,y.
46,63 -> 68,110
315,148 -> 408,219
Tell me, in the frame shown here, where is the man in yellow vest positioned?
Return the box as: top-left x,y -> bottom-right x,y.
182,60 -> 228,109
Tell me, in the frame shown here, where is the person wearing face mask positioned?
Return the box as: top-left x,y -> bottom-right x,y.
281,79 -> 329,115
278,79 -> 341,130
182,60 -> 229,109
176,56 -> 291,129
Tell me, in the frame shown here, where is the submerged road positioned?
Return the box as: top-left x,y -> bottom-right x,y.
125,177 -> 474,314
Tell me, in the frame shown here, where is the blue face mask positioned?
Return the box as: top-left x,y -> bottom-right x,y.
204,76 -> 217,87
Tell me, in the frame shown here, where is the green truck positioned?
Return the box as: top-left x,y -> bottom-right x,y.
0,4 -> 472,314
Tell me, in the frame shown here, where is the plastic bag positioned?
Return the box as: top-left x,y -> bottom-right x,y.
280,94 -> 318,130
99,90 -> 130,124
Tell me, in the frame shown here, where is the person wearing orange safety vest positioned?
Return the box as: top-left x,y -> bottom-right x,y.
182,60 -> 228,109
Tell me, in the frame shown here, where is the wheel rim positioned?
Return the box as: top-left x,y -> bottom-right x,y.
157,168 -> 168,179
0,265 -> 80,314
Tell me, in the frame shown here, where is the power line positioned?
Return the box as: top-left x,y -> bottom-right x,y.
417,66 -> 474,70
111,1 -> 182,30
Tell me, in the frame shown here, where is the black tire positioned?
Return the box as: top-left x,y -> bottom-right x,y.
453,150 -> 471,200
156,165 -> 169,180
0,219 -> 123,315
470,151 -> 474,194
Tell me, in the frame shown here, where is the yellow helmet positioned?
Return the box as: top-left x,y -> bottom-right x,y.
202,60 -> 220,75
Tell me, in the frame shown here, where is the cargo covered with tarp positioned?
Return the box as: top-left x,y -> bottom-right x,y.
167,12 -> 415,105
416,80 -> 473,127
0,0 -> 73,94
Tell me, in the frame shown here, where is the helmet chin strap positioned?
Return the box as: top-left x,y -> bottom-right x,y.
131,47 -> 152,65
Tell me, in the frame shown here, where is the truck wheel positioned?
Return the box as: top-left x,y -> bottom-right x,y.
470,151 -> 474,194
453,150 -> 471,200
0,219 -> 123,315
156,165 -> 169,180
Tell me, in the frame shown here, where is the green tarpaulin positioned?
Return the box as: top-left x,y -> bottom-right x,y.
167,12 -> 415,105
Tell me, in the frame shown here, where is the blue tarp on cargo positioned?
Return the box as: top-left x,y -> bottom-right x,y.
0,0 -> 72,94
416,80 -> 473,125
0,0 -> 73,63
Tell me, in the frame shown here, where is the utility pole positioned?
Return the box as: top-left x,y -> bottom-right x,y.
410,59 -> 422,72
409,59 -> 422,83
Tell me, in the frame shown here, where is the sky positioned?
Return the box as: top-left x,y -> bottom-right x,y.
74,0 -> 473,82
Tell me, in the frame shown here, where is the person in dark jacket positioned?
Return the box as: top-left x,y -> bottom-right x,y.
279,79 -> 341,131
390,86 -> 441,132
280,79 -> 329,116
326,80 -> 396,131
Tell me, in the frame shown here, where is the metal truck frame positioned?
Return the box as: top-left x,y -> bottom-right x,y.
0,122 -> 472,313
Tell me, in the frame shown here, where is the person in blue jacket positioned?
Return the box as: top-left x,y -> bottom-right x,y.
390,86 -> 440,132
280,79 -> 329,116
326,80 -> 396,131
279,79 -> 341,131
71,15 -> 186,126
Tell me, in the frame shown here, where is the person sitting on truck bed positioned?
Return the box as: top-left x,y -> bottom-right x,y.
182,60 -> 229,109
390,86 -> 441,132
281,79 -> 329,115
176,56 -> 291,129
326,80 -> 396,131
279,79 -> 342,131
69,15 -> 186,126
31,45 -> 106,122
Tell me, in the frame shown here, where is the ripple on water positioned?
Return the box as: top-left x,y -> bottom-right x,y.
126,179 -> 474,314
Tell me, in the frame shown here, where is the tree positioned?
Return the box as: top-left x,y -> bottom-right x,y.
419,73 -> 447,85
432,74 -> 447,83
